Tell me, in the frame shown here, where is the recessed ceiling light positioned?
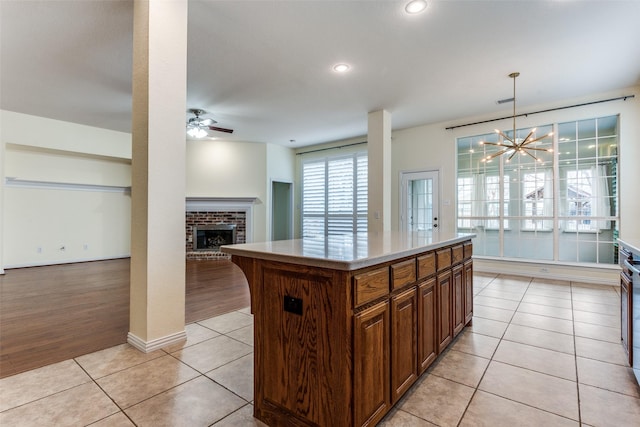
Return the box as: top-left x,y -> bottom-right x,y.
332,63 -> 351,73
405,0 -> 427,14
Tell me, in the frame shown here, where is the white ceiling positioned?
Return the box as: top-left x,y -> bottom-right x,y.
2,0 -> 639,148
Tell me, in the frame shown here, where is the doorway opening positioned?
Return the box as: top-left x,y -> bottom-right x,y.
400,170 -> 440,232
271,181 -> 293,240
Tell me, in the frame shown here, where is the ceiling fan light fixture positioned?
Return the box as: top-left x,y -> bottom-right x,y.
187,127 -> 207,138
186,108 -> 234,137
405,0 -> 427,14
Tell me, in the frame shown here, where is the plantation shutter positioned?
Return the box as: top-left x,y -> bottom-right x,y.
302,152 -> 368,237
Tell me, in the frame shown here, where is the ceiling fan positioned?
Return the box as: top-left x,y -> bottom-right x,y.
186,108 -> 234,138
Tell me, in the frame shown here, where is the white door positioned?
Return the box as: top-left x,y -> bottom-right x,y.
400,171 -> 439,232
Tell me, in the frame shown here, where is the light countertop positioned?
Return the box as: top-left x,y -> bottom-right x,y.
618,237 -> 640,256
221,231 -> 475,271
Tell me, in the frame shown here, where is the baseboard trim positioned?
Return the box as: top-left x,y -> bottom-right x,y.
473,257 -> 619,286
3,255 -> 131,270
127,330 -> 187,353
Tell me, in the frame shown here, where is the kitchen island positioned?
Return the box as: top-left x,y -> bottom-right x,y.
222,231 -> 475,427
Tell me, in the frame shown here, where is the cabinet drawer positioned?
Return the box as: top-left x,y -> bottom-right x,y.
463,241 -> 473,259
354,267 -> 389,307
417,252 -> 436,280
436,248 -> 451,271
452,245 -> 464,264
391,259 -> 416,290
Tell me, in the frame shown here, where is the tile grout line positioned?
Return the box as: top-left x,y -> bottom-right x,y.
83,330 -> 255,425
457,275 -> 600,425
71,356 -> 139,426
73,310 -> 255,425
456,273 -> 531,426
206,402 -> 254,427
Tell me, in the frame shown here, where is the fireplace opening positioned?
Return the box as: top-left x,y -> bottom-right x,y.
193,224 -> 237,251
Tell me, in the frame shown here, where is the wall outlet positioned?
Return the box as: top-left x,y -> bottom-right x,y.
83,244 -> 89,250
539,267 -> 549,273
37,246 -> 42,254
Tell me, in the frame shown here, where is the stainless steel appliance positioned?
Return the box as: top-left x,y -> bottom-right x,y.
620,244 -> 640,385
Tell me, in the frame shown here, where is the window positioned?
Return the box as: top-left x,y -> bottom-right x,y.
486,175 -> 509,229
457,176 -> 473,228
565,169 -> 593,231
456,115 -> 618,265
522,172 -> 546,230
302,153 -> 367,237
456,174 -> 508,229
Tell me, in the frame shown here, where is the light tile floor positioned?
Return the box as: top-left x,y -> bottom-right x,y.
2,274 -> 640,426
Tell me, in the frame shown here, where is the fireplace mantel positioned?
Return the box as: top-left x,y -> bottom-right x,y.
186,197 -> 258,212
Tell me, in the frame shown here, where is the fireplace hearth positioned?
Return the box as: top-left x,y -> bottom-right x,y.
193,224 -> 237,251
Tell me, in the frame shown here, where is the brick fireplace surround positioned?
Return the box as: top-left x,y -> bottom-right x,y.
185,211 -> 246,260
185,197 -> 256,260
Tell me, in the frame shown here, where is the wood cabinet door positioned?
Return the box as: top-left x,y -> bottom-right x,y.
452,264 -> 464,337
390,287 -> 418,403
464,260 -> 473,324
437,270 -> 452,353
418,277 -> 437,374
354,301 -> 390,427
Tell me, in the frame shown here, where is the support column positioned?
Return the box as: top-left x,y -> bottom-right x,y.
129,0 -> 188,352
367,110 -> 392,233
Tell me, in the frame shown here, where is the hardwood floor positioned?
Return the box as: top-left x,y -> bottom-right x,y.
185,258 -> 250,324
0,258 -> 250,379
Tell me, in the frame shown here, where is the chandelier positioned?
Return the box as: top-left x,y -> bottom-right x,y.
481,72 -> 553,163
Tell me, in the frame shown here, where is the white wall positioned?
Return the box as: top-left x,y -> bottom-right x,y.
1,110 -> 131,158
186,139 -> 270,242
1,111 -> 295,268
4,186 -> 131,266
1,111 -> 132,268
185,140 -> 295,243
267,143 -> 295,240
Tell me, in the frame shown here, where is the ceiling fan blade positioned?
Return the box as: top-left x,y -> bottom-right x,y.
208,126 -> 234,134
